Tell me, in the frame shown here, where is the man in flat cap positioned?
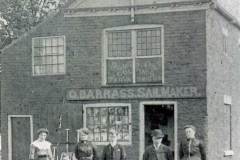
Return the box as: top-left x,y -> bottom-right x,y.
143,129 -> 173,160
75,128 -> 98,160
102,129 -> 126,160
179,125 -> 206,160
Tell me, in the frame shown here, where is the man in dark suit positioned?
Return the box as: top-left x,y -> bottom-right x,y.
102,129 -> 126,160
143,129 -> 173,160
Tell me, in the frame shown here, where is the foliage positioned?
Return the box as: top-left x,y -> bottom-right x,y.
0,0 -> 65,49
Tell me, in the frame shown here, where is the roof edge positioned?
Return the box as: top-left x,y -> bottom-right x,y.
63,0 -> 78,9
2,0 -> 240,52
64,1 -> 210,13
1,11 -> 61,53
211,1 -> 240,30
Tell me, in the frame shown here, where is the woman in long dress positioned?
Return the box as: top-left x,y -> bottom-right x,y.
179,125 -> 206,160
75,128 -> 98,160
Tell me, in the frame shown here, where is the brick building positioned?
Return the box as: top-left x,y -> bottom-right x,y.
1,0 -> 240,160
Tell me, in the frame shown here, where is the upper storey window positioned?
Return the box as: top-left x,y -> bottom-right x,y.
103,25 -> 164,85
32,36 -> 65,76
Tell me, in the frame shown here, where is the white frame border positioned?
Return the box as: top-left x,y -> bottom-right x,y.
102,24 -> 165,85
32,35 -> 66,76
139,101 -> 178,160
83,103 -> 132,145
8,115 -> 33,160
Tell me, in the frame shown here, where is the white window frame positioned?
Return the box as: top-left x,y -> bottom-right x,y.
8,115 -> 33,160
102,24 -> 164,85
32,35 -> 66,76
83,103 -> 132,145
223,95 -> 234,156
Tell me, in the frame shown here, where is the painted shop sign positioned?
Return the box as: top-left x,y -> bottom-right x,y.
66,86 -> 203,100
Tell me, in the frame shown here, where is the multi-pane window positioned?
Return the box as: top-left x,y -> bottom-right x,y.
83,104 -> 132,145
103,25 -> 164,85
32,36 -> 65,76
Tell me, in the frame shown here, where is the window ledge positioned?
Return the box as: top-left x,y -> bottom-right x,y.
32,73 -> 65,77
92,141 -> 131,146
32,74 -> 65,81
224,150 -> 234,157
101,83 -> 165,88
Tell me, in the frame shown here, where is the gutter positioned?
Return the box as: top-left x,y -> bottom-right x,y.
64,1 -> 211,13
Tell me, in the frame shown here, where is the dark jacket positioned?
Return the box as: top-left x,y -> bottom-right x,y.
75,141 -> 98,160
143,144 -> 173,160
102,144 -> 126,160
179,138 -> 206,160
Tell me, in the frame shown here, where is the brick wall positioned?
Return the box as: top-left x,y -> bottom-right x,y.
206,9 -> 240,160
1,10 -> 207,160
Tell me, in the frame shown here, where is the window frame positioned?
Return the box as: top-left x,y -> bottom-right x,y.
102,24 -> 165,85
223,95 -> 234,156
32,35 -> 66,76
83,103 -> 132,145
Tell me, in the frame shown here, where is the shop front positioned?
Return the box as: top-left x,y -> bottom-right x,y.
66,86 -> 204,160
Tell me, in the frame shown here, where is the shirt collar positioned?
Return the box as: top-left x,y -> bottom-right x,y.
153,143 -> 161,150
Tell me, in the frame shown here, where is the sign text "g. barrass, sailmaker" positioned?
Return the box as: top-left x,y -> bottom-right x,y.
66,86 -> 203,100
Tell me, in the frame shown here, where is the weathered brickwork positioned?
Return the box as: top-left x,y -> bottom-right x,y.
1,10 -> 208,160
206,10 -> 240,160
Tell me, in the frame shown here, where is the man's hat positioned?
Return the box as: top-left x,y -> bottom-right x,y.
37,128 -> 49,135
184,125 -> 196,132
79,128 -> 90,135
151,129 -> 164,138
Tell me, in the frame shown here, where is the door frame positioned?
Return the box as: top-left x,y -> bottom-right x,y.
139,101 -> 178,160
8,115 -> 33,160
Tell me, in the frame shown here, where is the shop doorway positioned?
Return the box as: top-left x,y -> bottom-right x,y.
144,104 -> 174,148
139,101 -> 177,160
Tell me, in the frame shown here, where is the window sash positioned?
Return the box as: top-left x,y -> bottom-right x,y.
135,57 -> 162,83
104,26 -> 164,85
32,36 -> 65,76
106,59 -> 133,84
107,31 -> 132,57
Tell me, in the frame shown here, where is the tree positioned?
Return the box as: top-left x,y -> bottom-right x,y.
0,0 -> 67,49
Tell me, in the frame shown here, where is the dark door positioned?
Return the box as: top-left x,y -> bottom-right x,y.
11,117 -> 31,160
144,104 -> 174,149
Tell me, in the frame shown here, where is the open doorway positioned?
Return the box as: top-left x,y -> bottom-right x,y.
144,104 -> 174,149
139,101 -> 177,160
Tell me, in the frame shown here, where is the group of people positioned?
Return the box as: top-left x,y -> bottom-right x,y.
29,128 -> 126,160
74,128 -> 126,160
143,125 -> 206,160
29,125 -> 206,160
